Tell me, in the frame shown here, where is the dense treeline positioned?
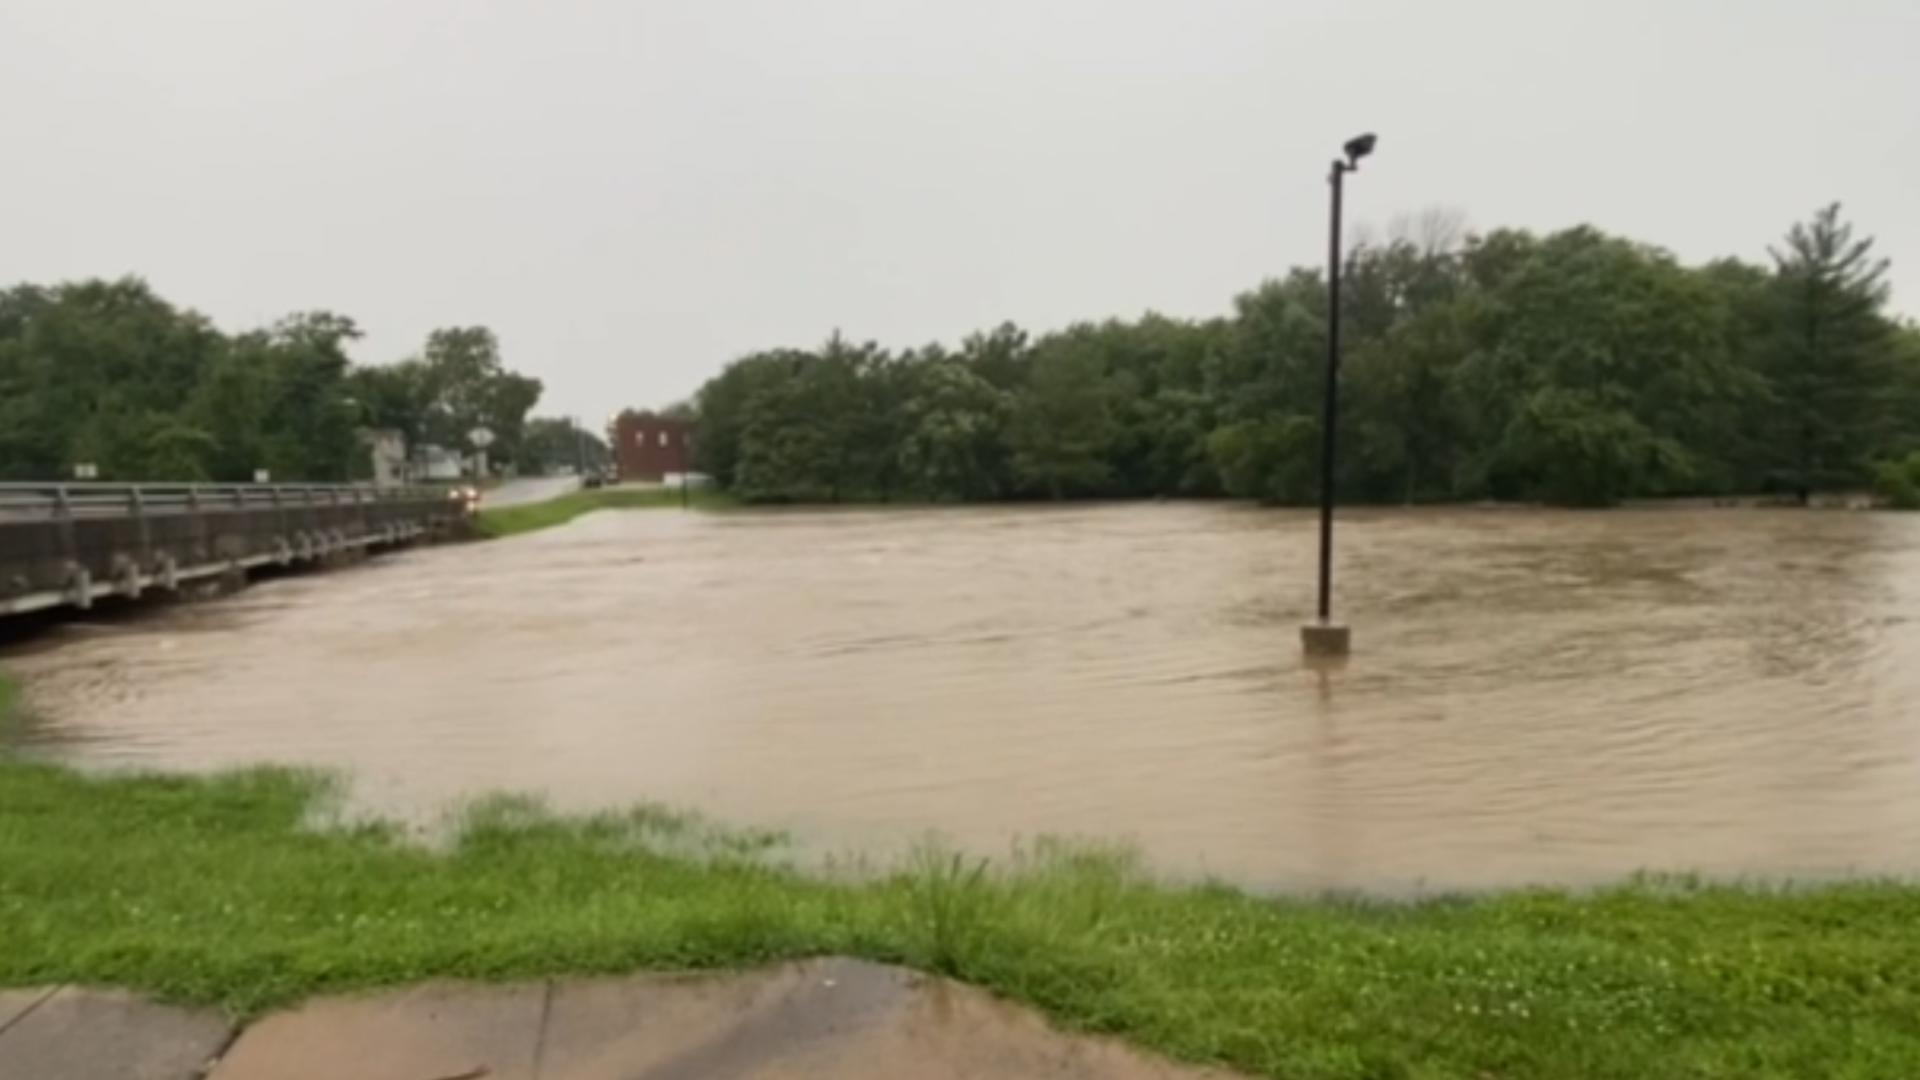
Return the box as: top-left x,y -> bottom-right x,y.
518,417 -> 611,475
0,278 -> 559,482
696,205 -> 1920,507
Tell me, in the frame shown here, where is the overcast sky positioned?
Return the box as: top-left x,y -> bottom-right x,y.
3,0 -> 1915,422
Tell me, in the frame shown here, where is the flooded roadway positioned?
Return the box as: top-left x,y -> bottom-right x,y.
8,503 -> 1920,891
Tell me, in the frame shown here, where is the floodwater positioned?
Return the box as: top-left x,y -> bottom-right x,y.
8,504 -> 1920,892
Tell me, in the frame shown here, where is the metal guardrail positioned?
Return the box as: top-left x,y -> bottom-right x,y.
0,482 -> 471,617
0,482 -> 464,520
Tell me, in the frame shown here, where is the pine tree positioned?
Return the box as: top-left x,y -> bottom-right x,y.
1765,204 -> 1895,498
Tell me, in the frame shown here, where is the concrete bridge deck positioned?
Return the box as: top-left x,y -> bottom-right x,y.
0,482 -> 469,617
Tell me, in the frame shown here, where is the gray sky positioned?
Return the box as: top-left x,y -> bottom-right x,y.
4,0 -> 1915,423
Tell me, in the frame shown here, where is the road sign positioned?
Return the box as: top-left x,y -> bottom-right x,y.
468,427 -> 496,449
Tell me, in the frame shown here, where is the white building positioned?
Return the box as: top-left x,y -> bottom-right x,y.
412,444 -> 465,481
360,429 -> 408,488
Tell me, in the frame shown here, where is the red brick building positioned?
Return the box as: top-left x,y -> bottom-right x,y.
611,411 -> 694,482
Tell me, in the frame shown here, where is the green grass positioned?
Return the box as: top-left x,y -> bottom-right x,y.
472,486 -> 733,538
3,753 -> 1920,1078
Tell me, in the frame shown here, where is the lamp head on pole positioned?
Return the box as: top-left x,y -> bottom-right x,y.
1342,133 -> 1377,170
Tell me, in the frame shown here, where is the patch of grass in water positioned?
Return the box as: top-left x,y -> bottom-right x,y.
4,734 -> 1920,1076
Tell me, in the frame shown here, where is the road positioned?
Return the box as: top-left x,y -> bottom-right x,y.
480,475 -> 580,509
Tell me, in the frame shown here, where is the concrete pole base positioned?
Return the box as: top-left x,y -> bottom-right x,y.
1300,622 -> 1352,657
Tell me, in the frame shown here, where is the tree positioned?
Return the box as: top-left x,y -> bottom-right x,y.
1879,323 -> 1920,459
670,203 -> 1904,508
189,345 -> 272,481
476,371 -> 544,471
1345,300 -> 1473,502
694,351 -> 807,489
733,367 -> 841,502
364,326 -> 548,473
1207,416 -> 1318,503
0,286 -> 60,478
1761,204 -> 1898,498
896,360 -> 1012,499
0,278 -> 222,480
1458,228 -> 1540,292
728,337 -> 884,502
1454,228 -> 1757,504
253,312 -> 363,481
1198,275 -> 1325,503
820,334 -> 906,501
349,361 -> 434,443
1007,329 -> 1118,498
1497,388 -> 1675,507
0,283 -> 545,484
1081,314 -> 1221,497
958,322 -> 1031,391
517,417 -> 608,474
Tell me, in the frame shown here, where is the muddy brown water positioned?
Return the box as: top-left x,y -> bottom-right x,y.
8,504 -> 1920,891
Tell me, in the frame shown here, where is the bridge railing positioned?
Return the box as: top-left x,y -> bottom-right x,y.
0,482 -> 463,521
0,482 -> 471,616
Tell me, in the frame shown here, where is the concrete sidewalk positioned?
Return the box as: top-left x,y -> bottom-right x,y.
0,958 -> 1235,1080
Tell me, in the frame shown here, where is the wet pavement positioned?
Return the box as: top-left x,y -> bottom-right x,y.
0,986 -> 231,1080
0,960 -> 1232,1080
483,475 -> 582,508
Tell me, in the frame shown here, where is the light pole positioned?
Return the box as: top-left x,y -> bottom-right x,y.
1302,132 -> 1376,659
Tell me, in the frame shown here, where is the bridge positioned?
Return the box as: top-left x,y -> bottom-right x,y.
0,482 -> 470,617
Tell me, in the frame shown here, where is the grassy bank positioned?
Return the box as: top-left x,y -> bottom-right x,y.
2,755 -> 1918,1078
473,486 -> 732,538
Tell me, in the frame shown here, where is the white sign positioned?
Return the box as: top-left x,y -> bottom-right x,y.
468,427 -> 496,450
74,462 -> 98,480
254,469 -> 272,484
